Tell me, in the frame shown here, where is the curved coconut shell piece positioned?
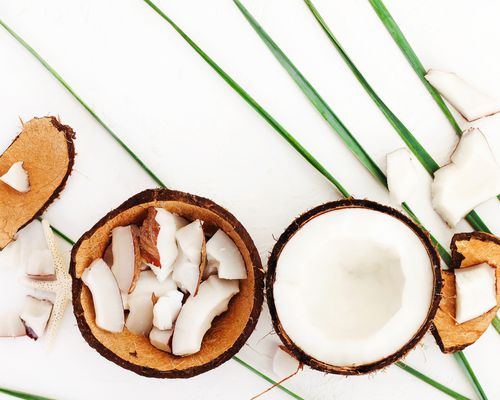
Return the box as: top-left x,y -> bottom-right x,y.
70,188 -> 264,378
0,117 -> 75,249
431,232 -> 500,353
267,199 -> 441,375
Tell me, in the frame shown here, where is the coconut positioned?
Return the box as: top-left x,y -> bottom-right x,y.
267,199 -> 440,375
110,225 -> 142,293
432,232 -> 500,353
0,117 -> 75,249
70,188 -> 263,378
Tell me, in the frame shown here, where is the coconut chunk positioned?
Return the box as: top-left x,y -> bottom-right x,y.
206,230 -> 247,280
425,70 -> 500,121
130,270 -> 177,299
431,128 -> 500,226
176,220 -> 204,266
0,312 -> 26,337
140,208 -> 187,281
272,346 -> 300,377
172,253 -> 202,295
0,161 -> 30,193
16,220 -> 47,266
25,248 -> 55,280
20,296 -> 53,340
149,327 -> 173,352
125,294 -> 154,335
386,148 -> 418,205
153,290 -> 184,330
172,276 -> 239,356
455,263 -> 496,324
110,225 -> 141,293
82,258 -> 124,333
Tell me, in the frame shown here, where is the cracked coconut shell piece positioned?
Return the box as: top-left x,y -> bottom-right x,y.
70,188 -> 264,378
432,232 -> 500,353
267,199 -> 441,375
0,117 -> 75,249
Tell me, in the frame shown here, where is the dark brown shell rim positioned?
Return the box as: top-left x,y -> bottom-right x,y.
70,188 -> 264,378
266,198 -> 442,375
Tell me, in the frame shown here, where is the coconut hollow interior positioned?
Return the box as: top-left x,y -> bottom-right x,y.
432,232 -> 500,353
71,189 -> 263,378
267,199 -> 441,375
0,117 -> 75,249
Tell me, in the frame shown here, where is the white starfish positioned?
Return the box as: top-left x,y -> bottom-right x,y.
21,219 -> 72,348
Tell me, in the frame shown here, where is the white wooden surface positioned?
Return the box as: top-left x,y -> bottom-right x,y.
0,1 -> 499,399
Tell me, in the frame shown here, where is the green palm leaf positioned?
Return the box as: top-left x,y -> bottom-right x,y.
0,387 -> 53,400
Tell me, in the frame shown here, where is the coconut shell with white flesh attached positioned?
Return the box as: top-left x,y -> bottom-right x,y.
432,232 -> 500,353
70,188 -> 263,378
0,117 -> 75,250
267,199 -> 441,375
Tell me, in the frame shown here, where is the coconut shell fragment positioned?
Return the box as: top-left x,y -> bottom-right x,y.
432,232 -> 500,353
0,117 -> 75,249
70,188 -> 263,378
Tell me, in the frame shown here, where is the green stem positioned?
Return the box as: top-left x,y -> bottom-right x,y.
0,387 -> 53,400
454,352 -> 488,400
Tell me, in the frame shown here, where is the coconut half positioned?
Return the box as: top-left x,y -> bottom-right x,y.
432,232 -> 500,353
267,199 -> 440,375
70,188 -> 263,378
425,69 -> 500,121
0,117 -> 75,249
431,128 -> 500,227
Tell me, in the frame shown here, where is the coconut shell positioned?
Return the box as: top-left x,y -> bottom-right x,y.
267,199 -> 441,375
0,117 -> 75,249
431,232 -> 500,353
70,188 -> 263,378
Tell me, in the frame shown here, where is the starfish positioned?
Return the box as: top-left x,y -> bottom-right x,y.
22,219 -> 72,347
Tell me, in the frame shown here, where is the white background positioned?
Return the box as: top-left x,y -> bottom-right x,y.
0,0 -> 499,399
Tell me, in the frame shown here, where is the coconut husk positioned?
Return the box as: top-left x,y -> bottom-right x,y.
70,188 -> 263,378
0,117 -> 75,249
431,231 -> 500,353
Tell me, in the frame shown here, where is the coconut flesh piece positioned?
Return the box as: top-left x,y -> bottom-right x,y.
82,258 -> 124,333
455,263 -> 497,324
425,69 -> 500,121
273,206 -> 436,368
140,208 -> 188,282
149,327 -> 173,352
0,312 -> 26,337
431,128 -> 500,227
26,249 -> 55,280
172,275 -> 240,356
0,161 -> 30,193
110,225 -> 141,293
19,296 -> 53,340
153,290 -> 184,330
272,346 -> 300,377
386,148 -> 418,205
206,229 -> 247,280
126,295 -> 154,335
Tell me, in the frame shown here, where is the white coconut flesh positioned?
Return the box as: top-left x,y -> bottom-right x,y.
386,148 -> 418,205
432,128 -> 500,227
153,290 -> 184,330
150,327 -> 172,352
110,225 -> 137,293
172,275 -> 239,356
0,161 -> 30,193
273,207 -> 435,367
172,253 -> 200,295
206,230 -> 247,280
26,248 -> 55,279
131,270 -> 177,299
126,295 -> 154,335
20,296 -> 53,340
455,263 -> 497,324
82,259 -> 124,333
425,70 -> 500,121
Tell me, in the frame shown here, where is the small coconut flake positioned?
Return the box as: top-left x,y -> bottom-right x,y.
272,346 -> 301,377
425,69 -> 500,121
153,290 -> 184,330
172,275 -> 239,356
149,327 -> 173,352
0,161 -> 30,192
455,263 -> 497,324
125,294 -> 154,335
82,258 -> 124,333
110,225 -> 141,293
0,312 -> 26,337
26,248 -> 55,280
432,128 -> 500,226
20,296 -> 53,340
172,253 -> 201,295
386,148 -> 418,205
206,230 -> 247,280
